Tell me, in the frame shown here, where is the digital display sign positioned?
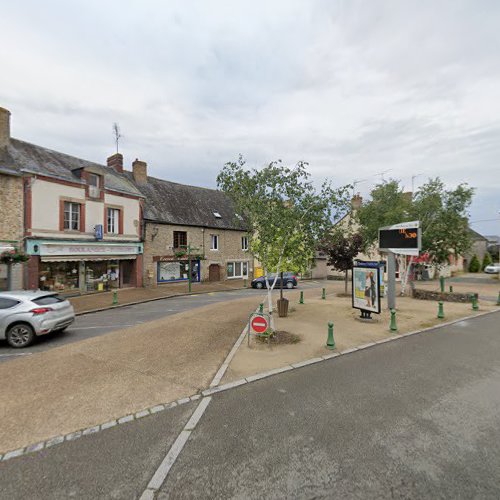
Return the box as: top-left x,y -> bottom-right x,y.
378,221 -> 421,255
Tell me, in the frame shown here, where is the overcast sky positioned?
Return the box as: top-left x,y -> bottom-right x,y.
1,0 -> 499,234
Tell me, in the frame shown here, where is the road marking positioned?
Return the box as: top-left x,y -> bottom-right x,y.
70,325 -> 138,330
0,352 -> 33,357
140,397 -> 213,498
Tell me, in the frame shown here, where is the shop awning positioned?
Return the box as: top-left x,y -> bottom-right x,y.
41,255 -> 137,262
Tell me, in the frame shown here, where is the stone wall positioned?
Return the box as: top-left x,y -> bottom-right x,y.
143,222 -> 252,287
412,287 -> 477,303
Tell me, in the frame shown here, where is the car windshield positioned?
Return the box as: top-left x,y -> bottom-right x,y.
32,295 -> 65,305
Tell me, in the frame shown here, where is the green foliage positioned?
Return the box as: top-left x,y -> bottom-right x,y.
320,231 -> 363,273
217,155 -> 351,282
468,254 -> 481,273
356,177 -> 474,266
0,248 -> 29,265
482,251 -> 493,270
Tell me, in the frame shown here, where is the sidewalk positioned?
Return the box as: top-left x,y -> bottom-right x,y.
69,279 -> 247,314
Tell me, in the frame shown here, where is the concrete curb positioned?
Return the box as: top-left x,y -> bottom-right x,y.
2,307 -> 498,462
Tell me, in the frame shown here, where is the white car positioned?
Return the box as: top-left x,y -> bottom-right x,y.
484,263 -> 500,274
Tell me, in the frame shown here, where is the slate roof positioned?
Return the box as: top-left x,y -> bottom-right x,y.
0,138 -> 142,197
123,172 -> 246,231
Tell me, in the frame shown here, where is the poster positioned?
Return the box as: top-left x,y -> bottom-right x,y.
352,265 -> 381,314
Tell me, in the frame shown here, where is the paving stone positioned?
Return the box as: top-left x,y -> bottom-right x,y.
45,436 -> 65,448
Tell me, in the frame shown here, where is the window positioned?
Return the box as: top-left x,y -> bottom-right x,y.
211,234 -> 219,250
227,261 -> 248,279
173,231 -> 187,249
89,173 -> 99,187
242,236 -> 248,251
88,173 -> 101,198
107,208 -> 120,234
64,202 -> 80,231
213,212 -> 221,218
32,295 -> 64,305
0,298 -> 20,309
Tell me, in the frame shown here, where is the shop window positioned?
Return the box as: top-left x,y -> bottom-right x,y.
157,260 -> 200,282
227,261 -> 248,279
173,231 -> 187,249
211,234 -> 219,250
39,262 -> 80,291
64,202 -> 81,231
107,208 -> 120,234
242,236 -> 248,251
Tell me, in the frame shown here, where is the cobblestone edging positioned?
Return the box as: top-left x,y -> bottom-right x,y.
2,308 -> 498,462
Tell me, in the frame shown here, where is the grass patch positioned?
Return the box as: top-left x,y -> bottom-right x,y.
256,330 -> 302,345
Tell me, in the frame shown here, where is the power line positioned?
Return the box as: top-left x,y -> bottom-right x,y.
469,218 -> 500,224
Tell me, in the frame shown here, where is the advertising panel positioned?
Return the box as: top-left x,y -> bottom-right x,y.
352,264 -> 381,314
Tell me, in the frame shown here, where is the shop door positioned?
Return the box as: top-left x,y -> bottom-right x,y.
120,260 -> 134,288
208,264 -> 220,282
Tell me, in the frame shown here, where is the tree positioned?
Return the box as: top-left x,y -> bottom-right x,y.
482,251 -> 493,271
468,254 -> 480,273
217,155 -> 351,326
320,231 -> 363,294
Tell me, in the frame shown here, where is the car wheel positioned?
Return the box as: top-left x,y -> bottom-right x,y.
286,281 -> 294,289
6,323 -> 35,348
256,282 -> 264,289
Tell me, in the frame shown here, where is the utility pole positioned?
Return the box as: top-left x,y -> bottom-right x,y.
411,173 -> 422,198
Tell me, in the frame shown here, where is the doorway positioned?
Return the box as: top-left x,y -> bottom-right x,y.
120,260 -> 134,287
208,264 -> 220,282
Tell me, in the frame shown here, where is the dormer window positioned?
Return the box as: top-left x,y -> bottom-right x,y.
213,212 -> 222,218
88,173 -> 101,198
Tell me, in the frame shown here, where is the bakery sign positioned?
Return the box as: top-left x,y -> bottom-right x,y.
40,243 -> 141,256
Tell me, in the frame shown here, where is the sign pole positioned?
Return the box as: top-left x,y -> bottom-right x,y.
387,251 -> 396,310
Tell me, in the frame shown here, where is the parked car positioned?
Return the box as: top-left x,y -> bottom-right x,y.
251,272 -> 298,289
0,290 -> 75,348
484,263 -> 500,274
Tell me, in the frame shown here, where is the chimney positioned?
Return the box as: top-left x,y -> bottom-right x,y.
351,193 -> 363,210
132,158 -> 148,184
403,191 -> 413,202
107,153 -> 123,173
0,107 -> 11,149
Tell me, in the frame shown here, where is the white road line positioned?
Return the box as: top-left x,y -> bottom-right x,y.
0,352 -> 33,357
70,325 -> 138,330
140,397 -> 212,498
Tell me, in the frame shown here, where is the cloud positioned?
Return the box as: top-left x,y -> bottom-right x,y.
0,0 -> 499,233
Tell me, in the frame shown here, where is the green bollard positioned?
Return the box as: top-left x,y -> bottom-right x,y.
112,290 -> 118,305
437,301 -> 444,319
449,285 -> 453,293
472,295 -> 479,311
497,291 -> 500,306
322,288 -> 326,300
259,303 -> 264,314
439,276 -> 445,293
326,321 -> 335,349
390,309 -> 398,332
299,291 -> 304,304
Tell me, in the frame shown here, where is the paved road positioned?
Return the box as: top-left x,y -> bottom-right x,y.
0,281 -> 324,361
2,310 -> 499,499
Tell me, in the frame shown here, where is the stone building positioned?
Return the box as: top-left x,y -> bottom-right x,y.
0,106 -> 144,294
124,160 -> 252,287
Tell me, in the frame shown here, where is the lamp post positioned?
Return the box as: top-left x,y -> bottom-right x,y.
179,243 -> 202,293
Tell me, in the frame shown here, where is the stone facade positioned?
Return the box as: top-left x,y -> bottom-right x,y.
143,222 -> 252,287
0,172 -> 24,290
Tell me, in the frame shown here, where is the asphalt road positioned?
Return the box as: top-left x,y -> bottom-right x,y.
1,310 -> 499,499
0,281 -> 323,361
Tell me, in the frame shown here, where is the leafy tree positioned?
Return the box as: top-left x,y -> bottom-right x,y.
482,251 -> 493,271
320,231 -> 363,294
217,155 -> 351,326
468,254 -> 480,273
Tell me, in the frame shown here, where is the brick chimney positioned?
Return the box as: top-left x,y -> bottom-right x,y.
0,107 -> 11,149
132,159 -> 148,185
351,193 -> 363,210
107,153 -> 123,173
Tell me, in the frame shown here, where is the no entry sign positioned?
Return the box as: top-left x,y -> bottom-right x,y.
251,315 -> 268,334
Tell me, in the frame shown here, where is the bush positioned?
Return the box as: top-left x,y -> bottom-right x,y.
482,252 -> 493,270
468,254 -> 481,273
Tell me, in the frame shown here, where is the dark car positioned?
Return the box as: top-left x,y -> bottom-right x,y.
251,272 -> 298,289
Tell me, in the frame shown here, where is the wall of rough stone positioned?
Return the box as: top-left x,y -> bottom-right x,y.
412,287 -> 477,303
143,222 -> 252,286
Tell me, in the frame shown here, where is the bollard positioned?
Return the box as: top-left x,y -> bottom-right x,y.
322,288 -> 326,300
439,276 -> 445,293
437,301 -> 444,319
449,285 -> 453,293
299,291 -> 304,304
497,291 -> 500,306
259,303 -> 264,314
112,290 -> 118,305
472,295 -> 479,311
326,321 -> 335,349
390,309 -> 397,332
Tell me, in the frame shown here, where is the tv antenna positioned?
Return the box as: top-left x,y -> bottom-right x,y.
352,178 -> 367,196
411,173 -> 422,194
374,169 -> 392,182
112,123 -> 122,154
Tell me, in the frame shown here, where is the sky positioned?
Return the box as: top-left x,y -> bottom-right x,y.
1,0 -> 499,235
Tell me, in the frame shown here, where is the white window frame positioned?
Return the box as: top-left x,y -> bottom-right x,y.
227,261 -> 248,279
211,234 -> 219,251
241,236 -> 248,251
64,202 -> 80,231
107,207 -> 120,234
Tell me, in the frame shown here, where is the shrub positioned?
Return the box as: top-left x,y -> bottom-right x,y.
482,252 -> 493,270
468,254 -> 481,273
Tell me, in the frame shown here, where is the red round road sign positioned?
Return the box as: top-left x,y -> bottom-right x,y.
251,315 -> 268,334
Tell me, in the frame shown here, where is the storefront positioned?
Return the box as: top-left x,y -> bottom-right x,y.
155,256 -> 201,284
26,240 -> 143,294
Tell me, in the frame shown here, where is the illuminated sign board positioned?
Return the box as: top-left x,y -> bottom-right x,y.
378,221 -> 421,256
